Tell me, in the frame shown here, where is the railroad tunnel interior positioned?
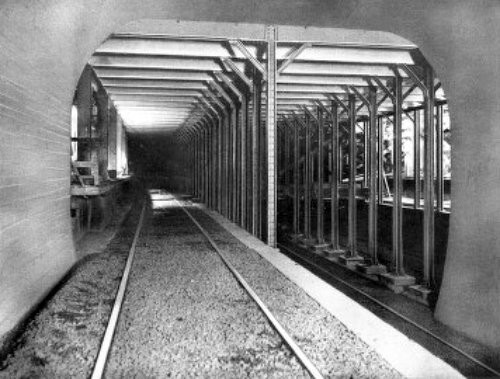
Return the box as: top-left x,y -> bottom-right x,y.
69,20 -> 454,311
1,1 -> 499,358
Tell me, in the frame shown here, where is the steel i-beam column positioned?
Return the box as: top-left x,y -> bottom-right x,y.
212,119 -> 218,210
363,120 -> 369,189
231,103 -> 238,221
216,114 -> 222,212
423,66 -> 436,288
251,75 -> 261,236
240,95 -> 248,228
224,112 -> 230,218
392,75 -> 404,275
340,94 -> 363,264
292,119 -> 301,236
304,113 -> 312,241
315,107 -> 326,247
378,116 -> 385,204
202,127 -> 207,203
366,87 -> 386,274
328,101 -> 343,254
193,132 -> 197,196
208,124 -> 213,208
436,104 -> 444,212
266,25 -> 277,246
205,126 -> 210,206
233,102 -> 240,223
414,110 -> 421,208
380,73 -> 415,290
206,125 -> 211,207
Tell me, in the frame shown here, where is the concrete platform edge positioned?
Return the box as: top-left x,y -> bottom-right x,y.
198,205 -> 464,379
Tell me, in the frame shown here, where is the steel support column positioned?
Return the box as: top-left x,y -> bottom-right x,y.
292,118 -> 301,235
251,75 -> 261,236
240,95 -> 248,228
392,74 -> 405,275
316,107 -> 325,244
367,87 -> 381,267
347,94 -> 358,257
231,104 -> 238,221
304,112 -> 312,240
436,104 -> 444,212
329,101 -> 341,251
423,66 -> 436,287
414,110 -> 421,208
266,25 -> 278,246
378,116 -> 384,204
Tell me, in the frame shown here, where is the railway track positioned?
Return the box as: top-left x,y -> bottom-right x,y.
90,193 -> 324,379
277,241 -> 500,378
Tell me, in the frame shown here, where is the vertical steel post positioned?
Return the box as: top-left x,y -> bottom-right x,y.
436,104 -> 444,212
206,126 -> 211,206
231,105 -> 238,221
330,102 -> 340,251
316,107 -> 325,244
240,96 -> 247,227
192,131 -> 200,198
414,109 -> 421,208
363,120 -> 369,188
266,25 -> 277,246
213,120 -> 218,210
423,66 -> 435,287
225,113 -> 230,218
347,94 -> 357,256
216,115 -> 222,212
304,113 -> 312,240
293,119 -> 300,235
392,74 -> 405,275
251,76 -> 261,236
368,87 -> 379,265
208,124 -> 213,206
378,116 -> 384,204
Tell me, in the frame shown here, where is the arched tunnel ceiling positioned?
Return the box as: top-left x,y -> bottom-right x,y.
88,22 -> 446,134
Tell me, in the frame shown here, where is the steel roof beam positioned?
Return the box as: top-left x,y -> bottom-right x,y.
278,75 -> 369,86
277,84 -> 346,93
101,79 -> 208,89
96,38 -> 258,59
106,88 -> 202,96
90,55 -> 245,72
282,62 -> 408,77
283,45 -> 414,65
95,68 -> 213,81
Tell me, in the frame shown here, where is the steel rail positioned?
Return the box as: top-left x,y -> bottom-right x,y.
91,201 -> 147,379
176,197 -> 324,379
276,242 -> 500,378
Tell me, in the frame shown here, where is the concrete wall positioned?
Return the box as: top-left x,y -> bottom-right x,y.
0,0 -> 498,350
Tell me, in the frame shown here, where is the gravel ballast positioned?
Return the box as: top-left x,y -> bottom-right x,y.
0,193 -> 403,378
0,203 -> 140,378
185,203 -> 403,378
105,200 -> 308,377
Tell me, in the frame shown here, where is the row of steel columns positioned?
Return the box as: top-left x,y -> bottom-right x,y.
188,26 -> 278,247
278,66 -> 439,289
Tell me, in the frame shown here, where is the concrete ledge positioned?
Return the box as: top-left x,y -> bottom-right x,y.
200,205 -> 464,379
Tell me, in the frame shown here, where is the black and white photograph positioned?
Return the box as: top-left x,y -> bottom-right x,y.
0,1 -> 499,377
